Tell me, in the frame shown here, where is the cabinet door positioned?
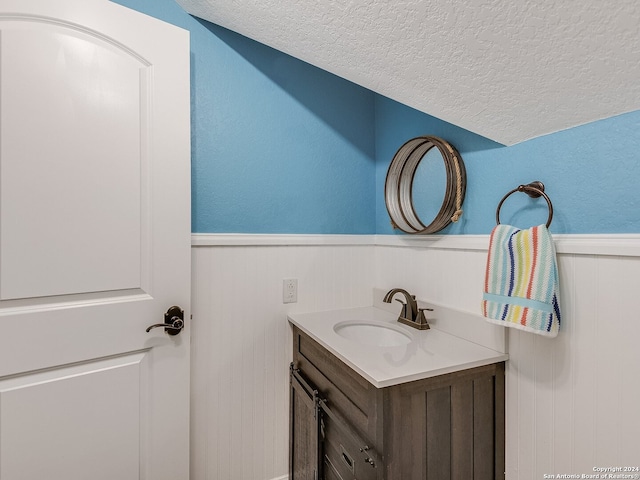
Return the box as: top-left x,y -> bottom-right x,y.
384,364 -> 505,480
290,368 -> 320,480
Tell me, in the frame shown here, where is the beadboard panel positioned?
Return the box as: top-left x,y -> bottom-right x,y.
190,244 -> 374,480
192,238 -> 640,480
374,246 -> 640,479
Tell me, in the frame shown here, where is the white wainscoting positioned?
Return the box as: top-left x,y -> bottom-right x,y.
191,239 -> 374,480
191,234 -> 640,480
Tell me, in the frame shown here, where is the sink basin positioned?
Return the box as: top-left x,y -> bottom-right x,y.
334,320 -> 413,347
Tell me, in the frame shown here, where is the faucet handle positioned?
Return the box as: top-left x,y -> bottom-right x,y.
415,307 -> 433,330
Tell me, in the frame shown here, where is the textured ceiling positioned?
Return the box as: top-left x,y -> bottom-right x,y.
176,0 -> 640,145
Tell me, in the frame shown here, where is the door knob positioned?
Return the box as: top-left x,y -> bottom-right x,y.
146,306 -> 185,336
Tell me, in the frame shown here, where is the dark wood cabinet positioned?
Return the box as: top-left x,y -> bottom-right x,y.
290,326 -> 505,480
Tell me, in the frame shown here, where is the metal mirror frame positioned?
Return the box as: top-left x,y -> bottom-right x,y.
384,136 -> 466,234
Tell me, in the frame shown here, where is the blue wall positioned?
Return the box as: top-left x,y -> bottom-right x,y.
375,97 -> 640,234
115,0 -> 376,234
116,0 -> 640,235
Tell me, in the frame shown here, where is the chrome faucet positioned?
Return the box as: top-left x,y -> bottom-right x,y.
383,288 -> 432,330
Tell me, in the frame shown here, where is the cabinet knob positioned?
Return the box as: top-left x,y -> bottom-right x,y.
359,446 -> 376,467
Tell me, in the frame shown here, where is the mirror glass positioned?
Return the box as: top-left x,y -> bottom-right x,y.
411,147 -> 447,225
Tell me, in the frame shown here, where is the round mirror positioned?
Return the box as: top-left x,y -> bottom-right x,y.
411,148 -> 447,225
384,136 -> 466,234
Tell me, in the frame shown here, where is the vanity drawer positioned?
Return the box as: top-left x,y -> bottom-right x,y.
324,456 -> 345,480
324,441 -> 377,480
320,398 -> 381,480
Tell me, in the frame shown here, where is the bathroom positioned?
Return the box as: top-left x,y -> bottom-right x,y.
123,0 -> 640,478
4,0 -> 638,479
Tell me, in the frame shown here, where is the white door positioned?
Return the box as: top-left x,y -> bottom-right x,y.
0,1 -> 191,479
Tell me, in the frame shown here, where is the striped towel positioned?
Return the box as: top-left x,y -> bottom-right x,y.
481,224 -> 561,337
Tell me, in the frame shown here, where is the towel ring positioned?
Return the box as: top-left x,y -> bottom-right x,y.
496,181 -> 553,228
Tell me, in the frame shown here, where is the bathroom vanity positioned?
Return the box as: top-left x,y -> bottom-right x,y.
288,303 -> 508,480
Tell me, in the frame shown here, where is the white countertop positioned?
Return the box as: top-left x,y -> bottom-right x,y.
288,305 -> 508,388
